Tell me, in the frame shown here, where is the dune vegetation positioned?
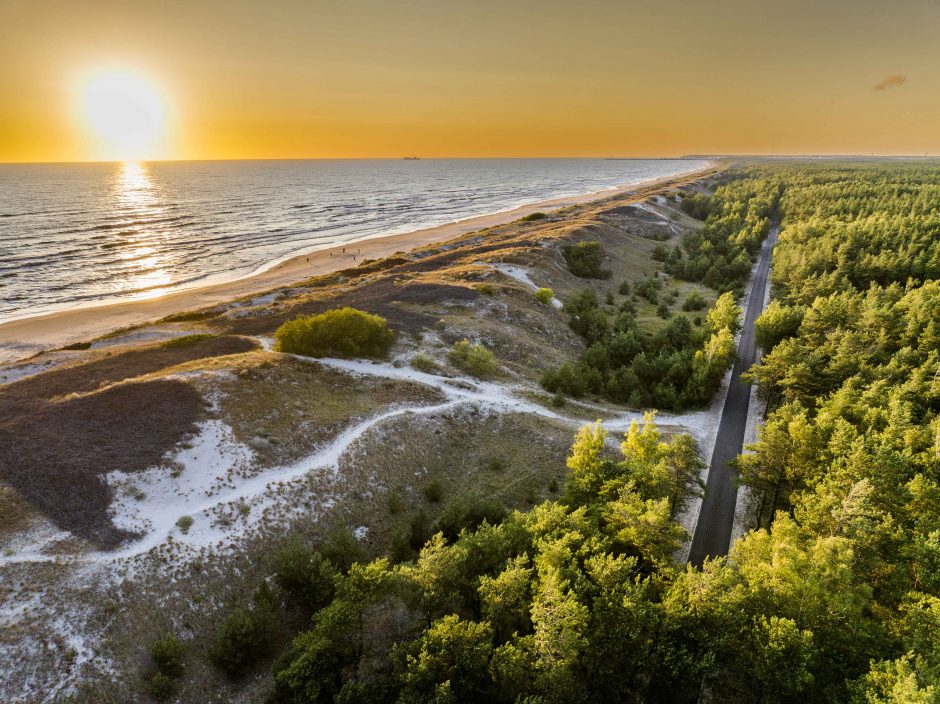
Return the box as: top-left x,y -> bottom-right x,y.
5,162 -> 939,704
186,162 -> 940,703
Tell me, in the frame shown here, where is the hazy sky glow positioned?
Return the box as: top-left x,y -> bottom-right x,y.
2,0 -> 940,161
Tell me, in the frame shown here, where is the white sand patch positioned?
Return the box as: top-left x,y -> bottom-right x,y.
631,201 -> 681,233
0,359 -> 60,384
488,262 -> 563,308
0,515 -> 73,557
250,293 -> 279,306
106,419 -> 256,540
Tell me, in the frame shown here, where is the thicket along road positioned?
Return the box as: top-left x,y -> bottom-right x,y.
687,222 -> 778,566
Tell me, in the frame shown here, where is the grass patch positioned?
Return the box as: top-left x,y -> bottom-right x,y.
448,339 -> 498,379
410,353 -> 439,373
160,334 -> 217,349
176,516 -> 194,534
519,211 -> 547,222
218,356 -> 445,466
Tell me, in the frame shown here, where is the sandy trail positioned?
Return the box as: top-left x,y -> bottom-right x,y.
0,345 -> 718,566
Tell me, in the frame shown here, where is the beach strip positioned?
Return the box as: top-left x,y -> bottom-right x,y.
0,163 -> 717,364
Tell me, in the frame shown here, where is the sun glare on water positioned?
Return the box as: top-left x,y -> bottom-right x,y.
78,70 -> 168,161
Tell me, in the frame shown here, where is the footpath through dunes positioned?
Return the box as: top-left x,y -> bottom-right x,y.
0,169 -> 729,701
687,221 -> 778,566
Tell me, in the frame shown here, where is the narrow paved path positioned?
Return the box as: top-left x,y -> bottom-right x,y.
688,222 -> 778,566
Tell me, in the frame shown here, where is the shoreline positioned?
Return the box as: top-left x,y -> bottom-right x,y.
0,162 -> 717,364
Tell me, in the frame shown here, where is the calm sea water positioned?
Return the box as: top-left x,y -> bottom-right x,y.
0,159 -> 706,322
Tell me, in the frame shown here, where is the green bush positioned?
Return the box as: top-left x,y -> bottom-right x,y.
175,515 -> 193,534
635,277 -> 662,303
448,339 -> 498,378
273,536 -> 337,611
387,492 -> 404,514
150,634 -> 185,678
475,283 -> 497,296
410,353 -> 439,373
534,287 -> 554,304
144,672 -> 175,701
391,509 -> 433,562
679,192 -> 714,220
321,526 -> 368,574
520,211 -> 547,222
209,584 -> 279,677
424,479 -> 444,503
652,244 -> 670,262
562,241 -> 611,279
683,291 -> 707,311
618,280 -> 631,295
274,307 -> 395,358
435,493 -> 506,541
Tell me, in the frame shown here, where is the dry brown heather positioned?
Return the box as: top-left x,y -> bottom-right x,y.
0,169 -> 715,553
0,335 -> 258,547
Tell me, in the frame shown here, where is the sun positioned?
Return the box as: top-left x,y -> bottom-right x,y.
79,70 -> 168,161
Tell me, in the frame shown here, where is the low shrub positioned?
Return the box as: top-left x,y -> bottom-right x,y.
448,339 -> 498,379
618,280 -> 631,296
410,353 -> 439,373
436,493 -> 506,541
391,509 -> 433,562
175,515 -> 193,534
682,291 -> 707,311
635,277 -> 662,303
209,584 -> 279,677
273,536 -> 337,611
651,244 -> 670,262
534,287 -> 554,304
562,241 -> 611,279
144,672 -> 175,701
387,492 -> 404,514
274,307 -> 395,358
520,211 -> 547,222
150,634 -> 185,679
321,526 -> 368,574
680,192 -> 714,220
475,283 -> 497,296
424,479 -> 444,503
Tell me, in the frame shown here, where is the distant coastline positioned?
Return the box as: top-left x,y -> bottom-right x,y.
0,160 -> 717,363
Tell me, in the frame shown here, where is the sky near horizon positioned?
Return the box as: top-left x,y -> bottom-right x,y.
2,0 -> 940,162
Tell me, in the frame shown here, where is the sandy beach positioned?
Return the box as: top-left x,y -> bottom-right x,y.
0,163 -> 716,363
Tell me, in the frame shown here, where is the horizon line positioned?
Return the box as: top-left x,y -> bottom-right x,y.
1,153 -> 939,166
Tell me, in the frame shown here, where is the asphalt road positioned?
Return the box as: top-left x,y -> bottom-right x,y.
687,222 -> 778,566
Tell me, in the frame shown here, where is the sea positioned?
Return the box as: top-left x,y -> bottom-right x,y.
0,158 -> 707,323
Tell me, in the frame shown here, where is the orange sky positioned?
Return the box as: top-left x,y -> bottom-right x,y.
2,0 -> 940,162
